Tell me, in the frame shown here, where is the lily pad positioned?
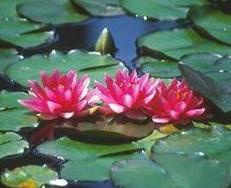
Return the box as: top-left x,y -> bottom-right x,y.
0,109 -> 38,131
38,136 -> 140,160
189,5 -> 231,45
110,159 -> 175,188
179,53 -> 231,112
17,0 -> 89,25
0,49 -> 20,73
138,28 -> 231,60
5,50 -> 122,87
0,132 -> 28,160
120,0 -> 207,20
137,57 -> 180,78
0,18 -> 54,48
1,165 -> 58,188
72,0 -> 125,16
0,90 -> 28,110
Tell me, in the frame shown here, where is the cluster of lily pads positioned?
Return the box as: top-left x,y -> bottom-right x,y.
0,0 -> 231,187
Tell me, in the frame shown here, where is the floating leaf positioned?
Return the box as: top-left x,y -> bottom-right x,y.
1,165 -> 58,188
0,132 -> 28,160
0,90 -> 28,110
138,28 -> 231,60
0,18 -> 53,48
137,57 -> 180,78
38,136 -> 141,161
72,0 -> 125,16
17,0 -> 89,25
5,50 -> 122,87
0,109 -> 38,131
110,159 -> 175,188
0,49 -> 20,73
179,53 -> 231,112
120,0 -> 207,20
189,5 -> 231,45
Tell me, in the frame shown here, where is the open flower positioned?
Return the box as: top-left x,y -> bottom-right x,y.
144,79 -> 206,125
18,70 -> 90,120
95,69 -> 161,120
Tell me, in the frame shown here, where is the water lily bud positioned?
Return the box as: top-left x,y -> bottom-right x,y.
95,28 -> 116,55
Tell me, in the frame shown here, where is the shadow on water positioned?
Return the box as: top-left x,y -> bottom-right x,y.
0,15 -> 185,188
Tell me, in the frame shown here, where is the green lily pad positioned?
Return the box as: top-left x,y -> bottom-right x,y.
179,53 -> 231,112
61,152 -> 143,181
110,159 -> 175,188
38,136 -> 140,160
120,0 -> 207,20
17,0 -> 89,25
0,109 -> 38,131
0,90 -> 28,110
152,127 -> 231,165
5,50 -> 122,87
0,18 -> 54,48
1,165 -> 58,188
137,57 -> 180,78
72,0 -> 125,16
0,132 -> 28,160
138,28 -> 231,60
189,5 -> 231,45
0,49 -> 20,73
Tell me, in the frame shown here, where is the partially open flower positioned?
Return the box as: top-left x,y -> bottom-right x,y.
18,70 -> 90,120
95,69 -> 161,120
144,79 -> 206,125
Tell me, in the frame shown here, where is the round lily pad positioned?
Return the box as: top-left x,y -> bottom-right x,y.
189,5 -> 231,45
138,28 -> 231,60
17,0 -> 89,25
72,0 -> 125,16
0,132 -> 28,160
1,165 -> 58,188
5,50 -> 123,87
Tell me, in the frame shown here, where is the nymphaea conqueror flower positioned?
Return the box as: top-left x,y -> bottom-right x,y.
145,79 -> 206,124
95,69 -> 161,120
18,70 -> 90,120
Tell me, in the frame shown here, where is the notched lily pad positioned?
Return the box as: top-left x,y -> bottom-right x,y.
0,132 -> 28,160
0,49 -> 20,73
1,165 -> 58,188
5,50 -> 122,87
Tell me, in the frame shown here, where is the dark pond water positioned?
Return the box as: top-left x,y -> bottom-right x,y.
0,15 -> 186,188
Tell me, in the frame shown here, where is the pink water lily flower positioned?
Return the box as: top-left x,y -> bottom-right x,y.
18,70 -> 90,120
95,69 -> 161,120
145,79 -> 206,125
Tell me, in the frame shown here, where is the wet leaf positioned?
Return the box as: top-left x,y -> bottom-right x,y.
0,90 -> 28,110
189,5 -> 231,45
17,0 -> 89,25
1,165 -> 58,188
179,53 -> 231,112
138,28 -> 231,60
0,132 -> 28,160
72,0 -> 125,16
137,57 -> 180,78
120,0 -> 207,20
0,109 -> 38,131
5,50 -> 123,87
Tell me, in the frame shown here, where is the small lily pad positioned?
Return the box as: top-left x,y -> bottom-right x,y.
0,132 -> 28,160
17,0 -> 89,25
72,0 -> 125,17
1,165 -> 58,188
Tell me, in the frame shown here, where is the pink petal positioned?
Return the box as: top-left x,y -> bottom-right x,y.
77,99 -> 87,111
174,102 -> 186,113
60,112 -> 75,119
47,101 -> 62,113
122,94 -> 133,108
168,110 -> 180,120
185,108 -> 205,118
152,117 -> 171,123
108,103 -> 125,113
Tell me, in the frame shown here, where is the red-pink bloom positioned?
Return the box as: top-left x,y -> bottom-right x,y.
18,70 -> 90,120
95,69 -> 161,120
145,79 -> 206,124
